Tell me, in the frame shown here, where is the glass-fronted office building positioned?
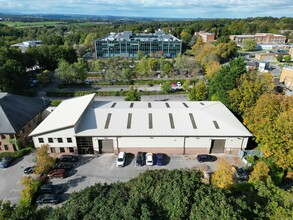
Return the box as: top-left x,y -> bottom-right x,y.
95,31 -> 182,58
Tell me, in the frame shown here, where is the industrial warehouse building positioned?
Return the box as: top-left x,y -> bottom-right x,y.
95,31 -> 182,58
30,94 -> 252,156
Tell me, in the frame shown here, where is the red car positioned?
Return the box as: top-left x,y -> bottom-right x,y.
47,169 -> 66,179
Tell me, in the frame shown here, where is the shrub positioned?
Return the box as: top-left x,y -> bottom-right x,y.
50,100 -> 62,106
0,147 -> 32,159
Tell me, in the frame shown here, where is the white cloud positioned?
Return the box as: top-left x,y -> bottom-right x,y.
0,0 -> 292,18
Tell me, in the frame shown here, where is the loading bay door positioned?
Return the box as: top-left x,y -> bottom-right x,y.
98,139 -> 114,153
210,140 -> 225,153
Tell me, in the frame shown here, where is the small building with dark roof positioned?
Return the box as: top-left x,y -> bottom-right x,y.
0,93 -> 49,152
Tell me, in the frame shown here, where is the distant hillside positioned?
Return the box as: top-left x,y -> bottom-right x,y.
0,13 -> 202,22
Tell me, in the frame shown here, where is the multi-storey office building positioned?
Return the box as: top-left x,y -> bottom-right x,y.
230,33 -> 286,45
95,31 -> 182,58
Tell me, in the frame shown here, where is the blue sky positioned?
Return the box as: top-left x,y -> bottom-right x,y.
0,0 -> 292,18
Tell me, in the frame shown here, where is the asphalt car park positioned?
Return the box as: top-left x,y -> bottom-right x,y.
0,154 -> 36,205
0,153 -> 244,206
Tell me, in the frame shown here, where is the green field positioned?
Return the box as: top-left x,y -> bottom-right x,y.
0,21 -> 67,27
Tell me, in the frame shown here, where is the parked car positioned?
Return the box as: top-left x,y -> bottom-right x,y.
47,169 -> 67,179
156,153 -> 164,166
39,184 -> 64,194
233,166 -> 248,181
146,153 -> 154,166
196,154 -> 217,163
53,162 -> 74,170
116,152 -> 126,167
24,166 -> 36,174
136,152 -> 145,166
0,157 -> 13,168
59,155 -> 78,163
36,194 -> 60,205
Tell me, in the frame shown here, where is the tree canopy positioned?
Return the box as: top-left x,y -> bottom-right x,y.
244,94 -> 293,170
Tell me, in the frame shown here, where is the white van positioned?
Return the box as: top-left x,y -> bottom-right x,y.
116,152 -> 126,167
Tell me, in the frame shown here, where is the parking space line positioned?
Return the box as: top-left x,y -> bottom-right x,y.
10,189 -> 21,192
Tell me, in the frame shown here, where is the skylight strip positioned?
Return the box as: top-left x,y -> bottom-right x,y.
189,113 -> 197,129
127,113 -> 132,129
104,113 -> 112,129
169,113 -> 175,129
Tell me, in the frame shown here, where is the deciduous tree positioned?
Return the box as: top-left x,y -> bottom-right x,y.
242,39 -> 257,51
209,57 -> 246,105
244,94 -> 293,170
211,159 -> 234,189
35,144 -> 56,174
276,54 -> 283,62
284,55 -> 291,62
204,60 -> 221,78
249,161 -> 270,184
188,80 -> 208,101
125,86 -> 141,101
19,176 -> 40,207
228,72 -> 274,115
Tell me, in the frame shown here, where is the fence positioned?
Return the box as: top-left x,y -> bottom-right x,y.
238,150 -> 263,167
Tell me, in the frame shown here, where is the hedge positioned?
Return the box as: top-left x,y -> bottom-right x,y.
0,147 -> 32,159
46,89 -> 187,97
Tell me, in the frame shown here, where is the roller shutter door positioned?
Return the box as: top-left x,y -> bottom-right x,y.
101,139 -> 114,153
210,140 -> 225,153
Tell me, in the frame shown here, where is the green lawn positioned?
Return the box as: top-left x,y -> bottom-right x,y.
0,21 -> 67,27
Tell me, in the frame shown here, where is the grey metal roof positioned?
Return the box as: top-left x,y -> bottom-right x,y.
0,93 -> 49,133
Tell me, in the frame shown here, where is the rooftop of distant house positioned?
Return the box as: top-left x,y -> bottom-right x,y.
11,40 -> 42,47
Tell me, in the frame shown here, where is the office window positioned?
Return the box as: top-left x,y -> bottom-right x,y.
38,138 -> 44,143
69,147 -> 74,153
60,147 -> 65,153
67,138 -> 72,143
4,145 -> 9,150
48,138 -> 53,143
57,138 -> 63,143
50,148 -> 56,153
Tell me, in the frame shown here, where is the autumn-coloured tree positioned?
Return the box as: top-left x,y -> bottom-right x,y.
188,80 -> 208,101
196,43 -> 218,66
19,176 -> 40,207
228,72 -> 274,115
211,159 -> 234,189
244,94 -> 293,170
191,37 -> 204,56
249,161 -> 270,184
35,144 -> 56,174
204,60 -> 221,78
